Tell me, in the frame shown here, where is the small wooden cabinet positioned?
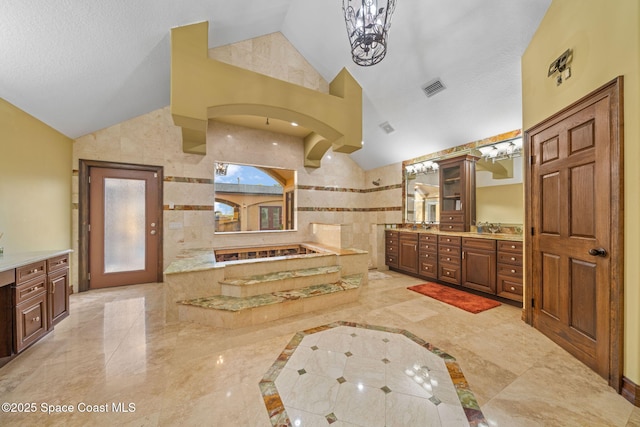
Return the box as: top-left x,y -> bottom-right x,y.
496,241 -> 523,301
385,230 -> 399,268
418,234 -> 438,280
14,261 -> 48,353
438,235 -> 461,285
398,233 -> 418,274
462,237 -> 497,294
437,155 -> 476,232
47,254 -> 70,329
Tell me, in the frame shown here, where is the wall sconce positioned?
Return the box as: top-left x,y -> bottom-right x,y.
548,48 -> 573,86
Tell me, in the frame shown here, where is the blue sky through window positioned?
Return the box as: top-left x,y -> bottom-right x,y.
214,164 -> 280,214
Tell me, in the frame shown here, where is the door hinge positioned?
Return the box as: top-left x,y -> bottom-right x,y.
154,173 -> 157,178
88,224 -> 91,232
531,227 -> 534,236
88,176 -> 91,183
88,273 -> 91,280
531,298 -> 535,308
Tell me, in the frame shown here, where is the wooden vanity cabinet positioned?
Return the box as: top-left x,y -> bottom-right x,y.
47,254 -> 70,329
398,233 -> 418,274
437,155 -> 476,232
385,230 -> 399,268
496,241 -> 524,301
14,261 -> 48,353
418,234 -> 438,279
438,235 -> 461,285
462,238 -> 497,294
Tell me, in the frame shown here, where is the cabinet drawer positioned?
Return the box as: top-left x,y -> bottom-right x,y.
399,232 -> 418,242
439,253 -> 460,266
441,213 -> 464,223
497,241 -> 523,253
440,223 -> 465,232
438,235 -> 461,246
439,264 -> 461,285
419,242 -> 437,252
420,260 -> 438,279
386,254 -> 398,268
497,275 -> 523,302
47,254 -> 69,273
16,261 -> 46,284
462,237 -> 496,251
419,234 -> 438,243
14,276 -> 47,306
497,252 -> 523,266
498,264 -> 523,278
420,252 -> 436,261
439,245 -> 460,257
386,245 -> 398,255
15,292 -> 47,353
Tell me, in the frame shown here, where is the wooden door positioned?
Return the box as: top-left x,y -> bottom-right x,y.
526,78 -> 623,389
86,164 -> 163,289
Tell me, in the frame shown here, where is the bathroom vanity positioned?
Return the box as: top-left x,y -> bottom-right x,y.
386,229 -> 523,303
0,250 -> 71,367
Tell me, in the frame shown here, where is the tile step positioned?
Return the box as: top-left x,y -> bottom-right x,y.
180,274 -> 362,312
220,265 -> 341,287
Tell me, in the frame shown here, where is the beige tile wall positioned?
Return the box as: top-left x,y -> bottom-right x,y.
70,33 -> 403,290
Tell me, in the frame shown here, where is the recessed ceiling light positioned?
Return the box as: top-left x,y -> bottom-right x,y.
291,122 -> 299,127
272,142 -> 278,146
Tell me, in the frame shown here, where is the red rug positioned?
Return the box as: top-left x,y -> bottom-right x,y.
408,283 -> 501,313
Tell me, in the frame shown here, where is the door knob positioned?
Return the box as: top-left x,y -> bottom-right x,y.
150,230 -> 157,235
588,248 -> 607,257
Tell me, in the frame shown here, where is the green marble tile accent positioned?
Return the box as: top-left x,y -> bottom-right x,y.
179,274 -> 363,312
221,265 -> 341,286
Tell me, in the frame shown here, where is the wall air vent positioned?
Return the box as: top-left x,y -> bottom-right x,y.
379,121 -> 395,134
422,78 -> 446,97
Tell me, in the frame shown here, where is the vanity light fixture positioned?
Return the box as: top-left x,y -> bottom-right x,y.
478,138 -> 523,163
406,160 -> 438,176
342,0 -> 398,66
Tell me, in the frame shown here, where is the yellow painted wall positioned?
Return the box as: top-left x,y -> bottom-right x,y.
0,98 -> 72,253
476,184 -> 524,224
522,0 -> 640,383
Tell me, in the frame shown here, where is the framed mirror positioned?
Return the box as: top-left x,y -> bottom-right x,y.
402,131 -> 524,227
214,162 -> 296,233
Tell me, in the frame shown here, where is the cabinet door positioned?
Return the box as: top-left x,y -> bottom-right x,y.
48,268 -> 69,328
399,239 -> 418,274
15,293 -> 47,353
462,250 -> 496,294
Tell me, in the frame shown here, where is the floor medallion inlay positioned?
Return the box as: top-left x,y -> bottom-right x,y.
260,321 -> 488,427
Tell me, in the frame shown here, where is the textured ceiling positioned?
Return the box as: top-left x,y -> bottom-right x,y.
0,0 -> 551,170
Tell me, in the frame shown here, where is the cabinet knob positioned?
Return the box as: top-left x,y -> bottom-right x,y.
446,248 -> 450,252
425,254 -> 429,258
32,316 -> 40,322
446,257 -> 451,261
510,257 -> 516,261
448,226 -> 453,229
510,286 -> 516,291
448,216 -> 453,220
511,269 -> 516,273
511,245 -> 516,249
446,272 -> 450,275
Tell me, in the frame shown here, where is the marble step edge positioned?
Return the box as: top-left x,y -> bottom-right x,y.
179,274 -> 362,312
219,265 -> 342,287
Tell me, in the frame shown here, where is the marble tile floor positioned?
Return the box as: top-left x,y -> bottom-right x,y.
0,270 -> 637,426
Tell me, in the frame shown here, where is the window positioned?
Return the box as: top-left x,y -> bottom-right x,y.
214,162 -> 296,233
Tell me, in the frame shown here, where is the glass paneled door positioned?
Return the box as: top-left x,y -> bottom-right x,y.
89,167 -> 161,288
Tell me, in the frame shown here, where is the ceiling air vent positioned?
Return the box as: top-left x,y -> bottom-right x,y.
379,121 -> 395,134
422,78 -> 446,97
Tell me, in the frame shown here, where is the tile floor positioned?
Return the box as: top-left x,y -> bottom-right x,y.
0,270 -> 638,426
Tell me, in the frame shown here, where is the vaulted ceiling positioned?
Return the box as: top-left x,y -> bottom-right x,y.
0,0 -> 551,170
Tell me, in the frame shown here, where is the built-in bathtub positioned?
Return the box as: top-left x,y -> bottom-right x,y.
163,242 -> 369,323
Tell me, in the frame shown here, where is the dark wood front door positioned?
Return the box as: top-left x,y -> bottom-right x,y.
81,161 -> 163,290
525,77 -> 623,390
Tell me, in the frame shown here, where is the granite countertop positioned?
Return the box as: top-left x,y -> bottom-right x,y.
387,228 -> 524,242
0,249 -> 73,274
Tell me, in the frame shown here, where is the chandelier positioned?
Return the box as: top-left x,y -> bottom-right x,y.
215,162 -> 229,176
342,0 -> 397,66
